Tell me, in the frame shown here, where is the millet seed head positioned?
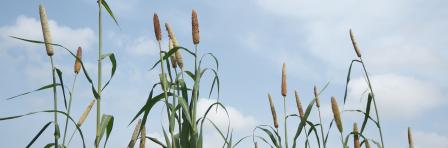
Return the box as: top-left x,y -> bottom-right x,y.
39,4 -> 54,56
349,29 -> 362,58
192,9 -> 200,45
74,47 -> 82,74
294,90 -> 304,118
153,13 -> 162,41
268,93 -> 279,128
331,96 -> 343,133
281,63 -> 287,97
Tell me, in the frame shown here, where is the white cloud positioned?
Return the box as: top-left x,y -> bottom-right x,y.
256,0 -> 448,81
0,15 -> 96,88
414,130 -> 448,148
0,15 -> 95,52
197,98 -> 257,131
196,98 -> 256,147
348,74 -> 446,119
126,36 -> 159,57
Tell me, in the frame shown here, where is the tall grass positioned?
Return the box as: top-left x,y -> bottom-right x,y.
251,29 -> 411,148
0,1 -> 119,147
0,2 -> 416,148
128,9 -> 249,148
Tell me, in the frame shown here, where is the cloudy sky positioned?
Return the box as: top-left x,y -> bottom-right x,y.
0,0 -> 447,147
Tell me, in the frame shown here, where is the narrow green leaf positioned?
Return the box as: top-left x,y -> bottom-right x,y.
292,99 -> 316,148
0,110 -> 86,148
146,136 -> 167,148
55,68 -> 68,110
360,93 -> 373,134
101,53 -> 117,91
6,83 -> 60,100
100,0 -> 119,27
26,121 -> 53,148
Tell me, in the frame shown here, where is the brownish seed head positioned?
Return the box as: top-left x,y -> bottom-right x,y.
268,93 -> 279,128
169,39 -> 177,69
408,127 -> 414,148
153,13 -> 162,41
314,85 -> 320,108
139,125 -> 146,148
39,4 -> 54,56
175,49 -> 184,69
74,47 -> 82,74
353,123 -> 360,148
77,99 -> 96,127
165,23 -> 179,47
281,63 -> 287,97
294,90 -> 304,118
192,9 -> 200,45
254,142 -> 258,148
331,96 -> 343,133
349,29 -> 362,58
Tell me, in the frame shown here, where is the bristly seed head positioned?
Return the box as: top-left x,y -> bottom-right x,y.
169,39 -> 177,69
39,4 -> 54,56
175,49 -> 184,69
192,9 -> 200,45
77,99 -> 96,127
349,29 -> 362,58
331,96 -> 343,133
314,85 -> 320,108
153,13 -> 162,41
74,47 -> 82,74
165,23 -> 179,47
353,123 -> 360,148
294,90 -> 304,118
408,127 -> 414,148
281,63 -> 287,97
268,93 -> 279,128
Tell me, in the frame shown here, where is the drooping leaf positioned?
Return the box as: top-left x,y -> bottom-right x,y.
5,83 -> 60,100
55,68 -> 68,110
100,0 -> 119,27
100,53 -> 117,91
0,110 -> 86,148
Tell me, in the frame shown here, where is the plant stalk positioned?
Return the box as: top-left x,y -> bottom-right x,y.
317,108 -> 326,148
283,96 -> 288,148
360,58 -> 384,148
50,56 -> 59,147
62,74 -> 78,145
96,1 -> 103,147
157,41 -> 175,147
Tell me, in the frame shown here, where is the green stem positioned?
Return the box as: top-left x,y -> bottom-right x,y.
62,74 -> 78,146
50,57 -> 59,147
283,96 -> 288,148
191,45 -> 200,147
174,68 -> 182,134
157,41 -> 175,147
304,125 -> 310,148
339,132 -> 345,148
360,58 -> 384,148
96,1 -> 103,147
317,108 -> 326,148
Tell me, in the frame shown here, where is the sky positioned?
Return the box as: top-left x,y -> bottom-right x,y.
0,0 -> 447,147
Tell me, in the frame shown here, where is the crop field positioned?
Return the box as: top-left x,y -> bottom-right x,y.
0,0 -> 446,148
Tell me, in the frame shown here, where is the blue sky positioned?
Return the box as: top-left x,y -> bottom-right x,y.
0,0 -> 447,147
